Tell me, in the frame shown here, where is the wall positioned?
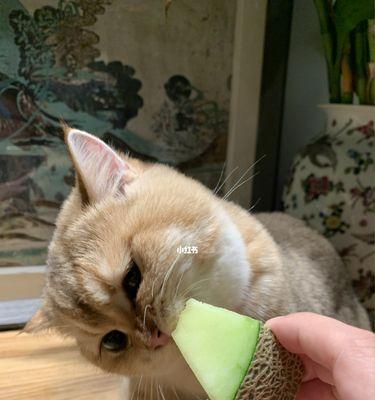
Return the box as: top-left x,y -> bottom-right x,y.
276,0 -> 329,206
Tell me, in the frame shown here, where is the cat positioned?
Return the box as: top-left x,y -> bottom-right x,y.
26,128 -> 370,399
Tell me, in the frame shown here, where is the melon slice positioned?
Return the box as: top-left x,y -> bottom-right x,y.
172,299 -> 260,400
172,299 -> 304,400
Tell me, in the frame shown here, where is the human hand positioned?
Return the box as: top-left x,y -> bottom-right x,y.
266,312 -> 375,400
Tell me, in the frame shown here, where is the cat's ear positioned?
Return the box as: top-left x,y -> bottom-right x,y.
64,128 -> 136,204
23,307 -> 50,333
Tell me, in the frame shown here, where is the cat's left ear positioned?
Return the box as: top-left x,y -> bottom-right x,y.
64,128 -> 137,205
23,307 -> 51,333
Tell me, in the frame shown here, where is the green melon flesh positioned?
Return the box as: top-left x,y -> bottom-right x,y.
172,299 -> 260,400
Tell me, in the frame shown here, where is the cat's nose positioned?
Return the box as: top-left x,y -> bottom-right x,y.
149,329 -> 170,350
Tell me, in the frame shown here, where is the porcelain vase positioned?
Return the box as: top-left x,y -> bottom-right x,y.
283,104 -> 375,325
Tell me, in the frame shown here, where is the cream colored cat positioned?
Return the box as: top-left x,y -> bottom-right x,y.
27,128 -> 370,399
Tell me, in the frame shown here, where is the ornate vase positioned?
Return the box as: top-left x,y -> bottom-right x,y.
283,105 -> 375,324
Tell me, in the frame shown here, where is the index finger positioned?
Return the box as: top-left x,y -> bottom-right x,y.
266,312 -> 370,370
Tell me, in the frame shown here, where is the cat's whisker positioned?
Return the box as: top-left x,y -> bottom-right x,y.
156,381 -> 160,400
214,166 -> 238,195
158,384 -> 167,400
173,268 -> 186,303
146,379 -> 150,400
223,162 -> 261,200
223,173 -> 257,201
180,278 -> 212,298
136,375 -> 143,400
212,161 -> 226,194
222,155 -> 265,200
247,197 -> 261,213
222,171 -> 258,201
179,277 -> 213,299
143,304 -> 151,330
129,381 -> 136,400
160,254 -> 180,299
223,164 -> 254,197
172,386 -> 181,400
151,279 -> 157,300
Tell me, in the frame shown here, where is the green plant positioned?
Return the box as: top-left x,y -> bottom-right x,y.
314,0 -> 375,104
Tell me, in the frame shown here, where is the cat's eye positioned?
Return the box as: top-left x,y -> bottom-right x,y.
101,330 -> 128,352
122,260 -> 142,302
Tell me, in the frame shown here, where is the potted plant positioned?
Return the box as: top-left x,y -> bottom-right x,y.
283,0 -> 375,327
314,0 -> 374,104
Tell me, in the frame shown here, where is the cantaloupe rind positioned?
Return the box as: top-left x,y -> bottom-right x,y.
235,325 -> 304,400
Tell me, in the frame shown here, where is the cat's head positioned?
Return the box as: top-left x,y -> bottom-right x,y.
27,128 -> 250,383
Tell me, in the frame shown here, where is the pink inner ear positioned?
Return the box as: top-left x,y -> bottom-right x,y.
86,135 -> 125,174
68,129 -> 130,202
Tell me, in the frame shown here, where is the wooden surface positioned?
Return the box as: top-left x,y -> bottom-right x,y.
0,330 -> 121,400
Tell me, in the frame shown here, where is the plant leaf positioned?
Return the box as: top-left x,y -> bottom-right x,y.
334,0 -> 375,35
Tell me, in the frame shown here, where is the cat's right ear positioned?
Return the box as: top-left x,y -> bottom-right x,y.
64,128 -> 137,205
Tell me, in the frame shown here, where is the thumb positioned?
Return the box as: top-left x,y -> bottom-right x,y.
267,313 -> 375,400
